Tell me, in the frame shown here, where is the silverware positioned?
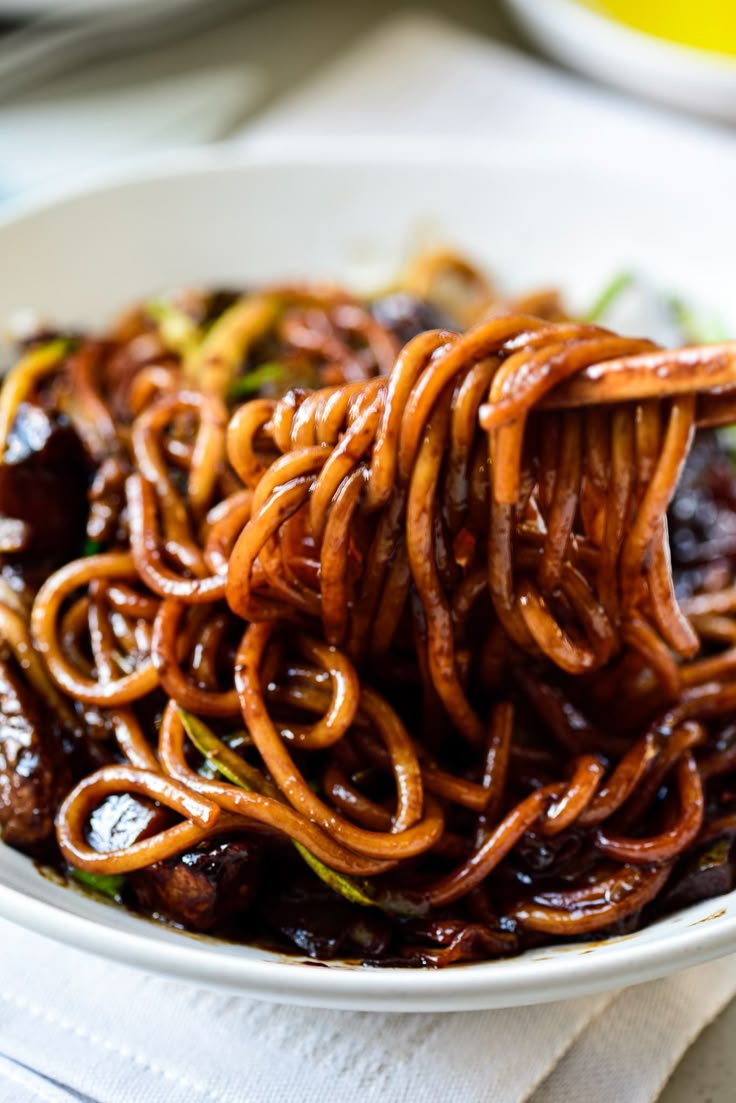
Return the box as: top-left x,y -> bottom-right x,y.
0,0 -> 249,101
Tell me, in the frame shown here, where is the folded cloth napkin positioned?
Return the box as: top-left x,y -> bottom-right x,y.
240,9 -> 736,166
4,11 -> 736,1103
0,919 -> 735,1103
0,63 -> 259,199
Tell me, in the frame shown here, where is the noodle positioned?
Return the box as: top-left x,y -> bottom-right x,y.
3,260 -> 736,965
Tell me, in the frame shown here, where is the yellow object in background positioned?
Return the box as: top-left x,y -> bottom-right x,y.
577,1 -> 736,55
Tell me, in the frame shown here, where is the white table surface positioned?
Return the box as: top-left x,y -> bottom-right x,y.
2,0 -> 734,1097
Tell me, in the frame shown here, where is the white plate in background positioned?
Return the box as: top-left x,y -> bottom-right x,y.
0,0 -> 205,16
506,0 -> 736,122
2,140 -> 736,1010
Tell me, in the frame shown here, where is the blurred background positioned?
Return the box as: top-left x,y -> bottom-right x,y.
2,0 -> 735,206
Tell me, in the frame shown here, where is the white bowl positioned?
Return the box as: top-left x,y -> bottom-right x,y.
3,140 -> 736,1011
506,0 -> 736,122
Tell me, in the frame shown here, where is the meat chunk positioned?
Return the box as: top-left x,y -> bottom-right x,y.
669,430 -> 736,598
661,838 -> 736,913
130,838 -> 262,931
0,400 -> 88,567
86,792 -> 170,854
370,293 -> 454,348
260,877 -> 392,959
0,657 -> 67,851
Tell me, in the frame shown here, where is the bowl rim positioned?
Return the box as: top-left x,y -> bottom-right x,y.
4,132 -> 736,228
2,138 -> 736,1010
507,0 -> 736,70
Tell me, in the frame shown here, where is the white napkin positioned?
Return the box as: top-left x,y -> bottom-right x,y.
0,919 -> 734,1103
239,9 -> 736,168
0,5 -> 263,202
0,65 -> 259,199
5,11 -> 736,1103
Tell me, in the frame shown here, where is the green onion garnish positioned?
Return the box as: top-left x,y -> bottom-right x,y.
71,869 -> 125,899
178,708 -> 379,909
228,362 -> 285,400
668,296 -> 730,344
582,271 -> 634,322
146,299 -> 200,356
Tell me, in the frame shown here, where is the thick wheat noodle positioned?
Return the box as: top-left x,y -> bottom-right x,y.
270,674 -> 509,813
425,784 -> 563,907
426,731 -> 688,911
320,468 -> 366,646
131,393 -> 203,542
621,395 -> 695,611
541,754 -> 606,836
219,317 -> 736,904
56,764 -> 223,873
599,408 -> 635,624
110,709 -> 161,772
444,358 -> 495,535
227,449 -> 328,618
87,581 -> 118,683
126,364 -> 181,416
92,584 -> 140,666
264,677 -> 363,760
11,296 -> 736,964
267,634 -> 361,750
576,733 -> 659,826
615,721 -> 706,830
59,596 -> 94,676
226,399 -> 277,488
534,344 -> 736,413
309,393 -> 385,540
687,616 -> 736,645
158,703 -> 394,875
487,500 -> 535,649
538,411 -> 582,591
517,580 -> 598,674
230,317 -> 731,677
482,333 -> 657,431
126,474 -> 226,602
0,601 -> 76,724
509,864 -> 673,935
105,583 -> 160,620
151,598 -> 240,716
406,396 -> 485,745
346,489 -> 405,655
595,753 -> 704,862
634,400 -> 661,491
646,520 -> 699,656
682,648 -> 736,687
682,587 -> 736,618
190,612 -> 230,692
622,614 -> 681,700
365,330 -> 455,510
203,490 -> 253,575
369,542 -> 412,655
66,342 -> 118,459
235,621 -> 444,856
31,553 -> 159,705
322,764 -> 394,830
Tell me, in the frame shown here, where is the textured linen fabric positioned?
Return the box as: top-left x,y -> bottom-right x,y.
0,921 -> 735,1103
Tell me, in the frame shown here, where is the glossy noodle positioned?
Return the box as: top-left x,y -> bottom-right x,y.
3,258 -> 736,965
